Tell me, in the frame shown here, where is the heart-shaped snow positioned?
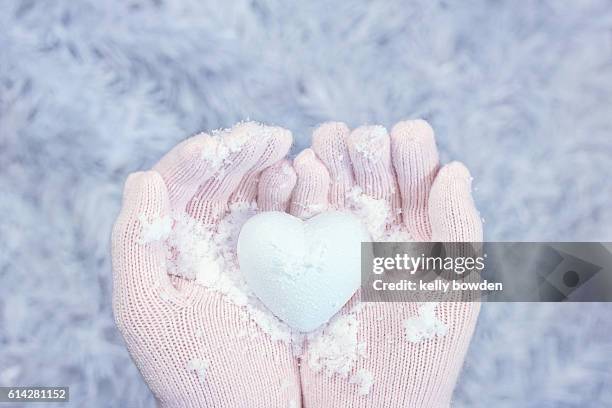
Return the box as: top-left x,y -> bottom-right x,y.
237,211 -> 370,332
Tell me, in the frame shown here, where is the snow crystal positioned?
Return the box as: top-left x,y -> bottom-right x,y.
346,186 -> 390,239
280,378 -> 293,390
353,126 -> 388,161
299,203 -> 327,219
166,213 -> 218,281
165,203 -> 293,343
306,313 -> 365,377
201,127 -> 251,171
202,122 -> 274,171
239,303 -> 293,343
279,160 -> 295,178
345,186 -> 412,242
187,358 -> 209,383
350,368 -> 375,396
404,302 -> 448,343
139,214 -> 172,244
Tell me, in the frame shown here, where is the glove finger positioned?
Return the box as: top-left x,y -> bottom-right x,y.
429,162 -> 483,242
257,159 -> 297,211
312,122 -> 355,208
186,122 -> 276,224
229,126 -> 293,207
289,149 -> 330,219
153,133 -> 215,213
111,171 -> 181,311
391,119 -> 440,241
347,125 -> 401,226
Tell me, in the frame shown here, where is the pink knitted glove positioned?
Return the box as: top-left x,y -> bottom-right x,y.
111,122 -> 301,407
274,121 -> 483,407
113,119 -> 481,407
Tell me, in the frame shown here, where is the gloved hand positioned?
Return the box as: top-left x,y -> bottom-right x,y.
289,121 -> 482,407
113,119 -> 482,408
111,122 -> 301,408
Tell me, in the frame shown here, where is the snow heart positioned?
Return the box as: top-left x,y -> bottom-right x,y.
237,211 -> 371,332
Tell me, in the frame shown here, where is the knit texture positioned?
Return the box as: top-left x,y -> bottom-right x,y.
290,149 -> 331,219
113,119 -> 481,407
258,160 -> 297,212
295,121 -> 481,407
113,123 -> 301,407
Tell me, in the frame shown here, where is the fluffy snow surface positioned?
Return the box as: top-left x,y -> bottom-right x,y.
1,0 -> 611,406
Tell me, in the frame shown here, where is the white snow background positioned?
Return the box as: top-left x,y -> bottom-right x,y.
1,0 -> 611,406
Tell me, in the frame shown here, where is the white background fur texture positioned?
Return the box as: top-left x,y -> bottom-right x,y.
1,0 -> 611,406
